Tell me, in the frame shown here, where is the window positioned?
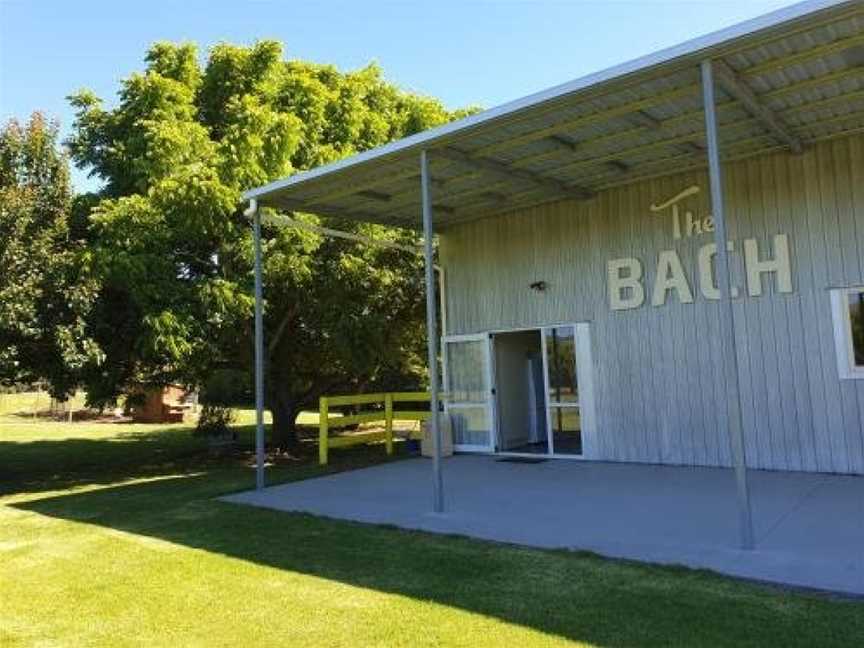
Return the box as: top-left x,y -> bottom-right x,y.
830,287 -> 864,379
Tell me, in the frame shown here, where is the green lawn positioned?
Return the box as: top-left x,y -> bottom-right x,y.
0,390 -> 88,417
2,421 -> 863,647
0,389 -> 393,429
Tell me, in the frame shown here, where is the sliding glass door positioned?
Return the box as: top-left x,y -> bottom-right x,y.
541,325 -> 583,456
442,334 -> 495,452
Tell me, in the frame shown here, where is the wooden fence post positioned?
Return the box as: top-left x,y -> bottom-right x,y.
384,393 -> 394,455
319,397 -> 329,465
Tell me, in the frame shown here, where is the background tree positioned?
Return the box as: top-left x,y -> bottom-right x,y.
68,41 -> 473,449
0,113 -> 100,398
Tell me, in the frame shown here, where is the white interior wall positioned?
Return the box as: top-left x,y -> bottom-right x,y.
493,330 -> 542,450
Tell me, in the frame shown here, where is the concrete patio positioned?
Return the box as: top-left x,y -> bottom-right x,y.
224,455 -> 864,595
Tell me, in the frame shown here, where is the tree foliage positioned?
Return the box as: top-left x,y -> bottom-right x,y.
0,113 -> 100,397
67,40 -> 473,447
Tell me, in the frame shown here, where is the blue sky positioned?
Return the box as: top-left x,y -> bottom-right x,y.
0,0 -> 794,192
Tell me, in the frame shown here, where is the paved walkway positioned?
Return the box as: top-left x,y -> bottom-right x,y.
224,455 -> 864,595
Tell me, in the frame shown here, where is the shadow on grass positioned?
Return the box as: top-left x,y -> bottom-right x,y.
0,426 -> 211,495
8,450 -> 864,647
0,423 -> 388,497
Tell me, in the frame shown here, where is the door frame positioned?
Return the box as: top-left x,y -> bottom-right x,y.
441,332 -> 497,453
482,322 -> 596,459
489,327 -> 545,452
540,323 -> 593,457
442,323 -> 597,458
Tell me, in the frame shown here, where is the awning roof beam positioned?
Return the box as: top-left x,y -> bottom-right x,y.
473,85 -> 697,157
277,196 -> 408,227
712,58 -> 804,153
504,63 -> 858,173
435,146 -> 594,201
473,28 -> 864,160
626,109 -> 663,129
281,65 -> 859,218
547,134 -> 580,152
357,189 -> 392,202
244,2 -> 864,228
626,109 -> 707,157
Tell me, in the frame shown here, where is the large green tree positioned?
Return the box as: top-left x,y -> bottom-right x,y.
0,113 -> 100,397
68,41 -> 471,449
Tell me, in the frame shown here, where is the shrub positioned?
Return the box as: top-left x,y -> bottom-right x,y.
194,404 -> 235,439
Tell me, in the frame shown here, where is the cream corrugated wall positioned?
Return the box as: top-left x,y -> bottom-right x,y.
440,134 -> 864,475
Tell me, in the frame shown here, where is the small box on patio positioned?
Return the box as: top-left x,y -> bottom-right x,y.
421,414 -> 453,458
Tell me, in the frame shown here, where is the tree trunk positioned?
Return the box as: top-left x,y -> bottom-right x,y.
268,380 -> 301,454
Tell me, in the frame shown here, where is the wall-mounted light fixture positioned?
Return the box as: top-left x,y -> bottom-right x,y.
529,281 -> 547,292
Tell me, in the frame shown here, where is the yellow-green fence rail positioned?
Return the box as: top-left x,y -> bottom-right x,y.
319,392 -> 430,465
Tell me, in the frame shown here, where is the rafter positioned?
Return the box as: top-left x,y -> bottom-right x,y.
299,167 -> 419,204
547,134 -> 579,152
380,176 -> 513,212
434,146 -> 594,200
627,110 -> 662,129
436,16 -> 861,167
472,36 -> 861,161
743,32 -> 864,78
442,191 -> 570,229
475,85 -> 697,157
357,189 -> 392,202
289,180 -> 456,221
628,110 -> 707,156
591,133 -> 782,193
508,66 -> 862,173
480,191 -> 510,203
551,127 -> 721,177
678,141 -> 705,153
275,196 -> 411,227
712,59 -> 803,154
267,62 -> 860,223
764,66 -> 864,102
373,178 -> 522,223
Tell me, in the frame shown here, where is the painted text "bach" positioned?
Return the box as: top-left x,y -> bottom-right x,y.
607,234 -> 793,311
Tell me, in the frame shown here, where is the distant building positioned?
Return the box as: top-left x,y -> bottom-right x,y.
127,385 -> 192,424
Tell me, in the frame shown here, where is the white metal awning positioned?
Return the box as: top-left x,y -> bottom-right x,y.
244,0 -> 864,230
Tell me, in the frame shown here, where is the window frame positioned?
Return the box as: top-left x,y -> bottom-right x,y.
831,287 -> 864,380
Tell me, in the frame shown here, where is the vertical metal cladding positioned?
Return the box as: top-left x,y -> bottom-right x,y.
440,134 -> 864,475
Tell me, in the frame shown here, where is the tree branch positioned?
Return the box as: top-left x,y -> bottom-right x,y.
267,304 -> 298,357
